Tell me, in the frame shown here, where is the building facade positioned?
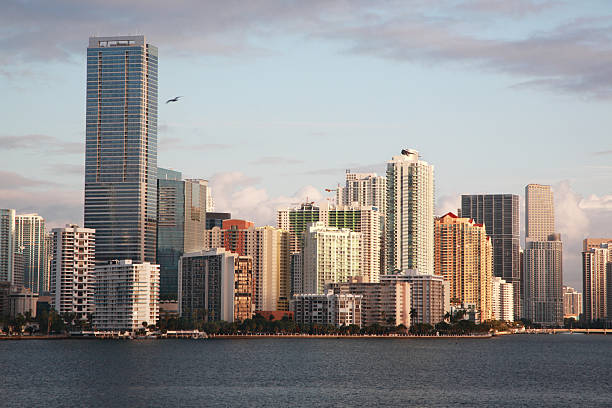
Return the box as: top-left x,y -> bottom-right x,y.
381,270 -> 448,326
492,277 -> 514,322
156,167 -> 208,299
525,184 -> 555,241
337,171 -> 387,216
435,212 -> 493,321
93,260 -> 160,331
205,212 -> 231,230
327,278 -> 411,327
50,225 -> 96,320
277,202 -> 320,254
15,214 -> 47,293
562,286 -> 582,320
85,35 -> 158,265
582,244 -> 609,322
386,149 -> 434,274
290,292 -> 362,327
0,209 -> 16,284
179,248 -> 254,323
302,222 -> 361,294
524,235 -> 563,326
460,194 -> 520,318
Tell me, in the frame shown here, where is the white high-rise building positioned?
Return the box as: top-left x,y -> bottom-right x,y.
93,260 -> 160,331
337,172 -> 387,215
0,209 -> 16,284
303,222 -> 361,294
563,285 -> 582,320
492,277 -> 514,322
386,149 -> 435,274
50,225 -> 96,320
582,244 -> 610,322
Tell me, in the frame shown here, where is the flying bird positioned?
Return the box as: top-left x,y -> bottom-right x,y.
166,96 -> 182,104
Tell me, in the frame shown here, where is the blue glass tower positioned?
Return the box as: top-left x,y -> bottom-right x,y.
85,36 -> 158,264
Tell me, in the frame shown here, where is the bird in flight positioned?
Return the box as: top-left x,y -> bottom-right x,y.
166,96 -> 182,104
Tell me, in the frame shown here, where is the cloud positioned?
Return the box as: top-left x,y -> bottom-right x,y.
2,1 -> 610,98
0,134 -> 82,154
437,193 -> 461,216
208,171 -> 322,225
250,156 -> 303,166
592,150 -> 612,156
0,188 -> 83,229
0,170 -> 60,189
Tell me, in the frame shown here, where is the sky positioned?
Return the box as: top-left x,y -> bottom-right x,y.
2,0 -> 612,290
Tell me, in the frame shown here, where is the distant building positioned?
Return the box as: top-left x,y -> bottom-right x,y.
290,253 -> 303,296
582,244 -> 609,322
461,194 -> 520,319
277,202 -> 320,254
524,235 -> 563,326
50,225 -> 95,320
435,212 -> 493,321
492,277 -> 514,322
0,281 -> 10,318
337,171 -> 386,216
303,222 -> 360,294
179,248 -> 254,323
290,291 -> 362,327
523,184 -> 562,327
93,260 -> 160,331
583,238 -> 612,252
562,286 -> 582,320
204,221 -> 291,311
205,212 -> 231,230
386,149 -> 434,274
0,209 -> 16,284
381,270 -> 448,325
9,285 -> 38,318
15,214 -> 47,293
85,35 -> 158,265
157,167 -> 208,300
327,277 -> 411,327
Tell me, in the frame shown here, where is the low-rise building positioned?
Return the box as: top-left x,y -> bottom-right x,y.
381,270 -> 448,326
562,286 -> 582,320
326,277 -> 411,327
291,291 -> 362,327
9,285 -> 38,318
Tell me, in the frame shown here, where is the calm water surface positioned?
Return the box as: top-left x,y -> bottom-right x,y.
1,335 -> 611,407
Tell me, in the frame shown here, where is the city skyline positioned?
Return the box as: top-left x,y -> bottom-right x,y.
3,2 -> 612,291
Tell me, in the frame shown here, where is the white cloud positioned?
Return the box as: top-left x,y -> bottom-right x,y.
436,193 -> 461,216
208,171 -> 323,225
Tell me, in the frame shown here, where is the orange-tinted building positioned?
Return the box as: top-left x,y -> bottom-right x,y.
435,212 -> 493,320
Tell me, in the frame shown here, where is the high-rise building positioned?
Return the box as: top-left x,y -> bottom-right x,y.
50,225 -> 96,320
93,260 -> 160,331
525,184 -> 555,241
15,214 -> 47,293
337,171 -> 386,215
0,209 -> 16,284
290,291 -> 362,327
461,194 -> 520,318
381,270 -> 448,325
582,244 -> 610,322
156,167 -> 207,299
583,238 -> 612,252
327,277 -> 411,327
302,222 -> 361,294
492,277 -> 514,322
386,149 -> 434,274
277,202 -> 320,253
85,35 -> 158,265
562,286 -> 582,320
325,205 -> 381,283
434,212 -> 493,321
204,221 -> 291,311
205,212 -> 231,230
179,248 -> 254,322
523,184 -> 562,326
524,234 -> 563,326
277,203 -> 381,283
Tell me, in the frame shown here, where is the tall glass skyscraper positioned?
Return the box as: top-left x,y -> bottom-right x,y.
461,194 -> 520,319
85,36 -> 158,264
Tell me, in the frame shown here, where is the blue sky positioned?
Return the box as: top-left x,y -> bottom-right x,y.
2,0 -> 612,289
